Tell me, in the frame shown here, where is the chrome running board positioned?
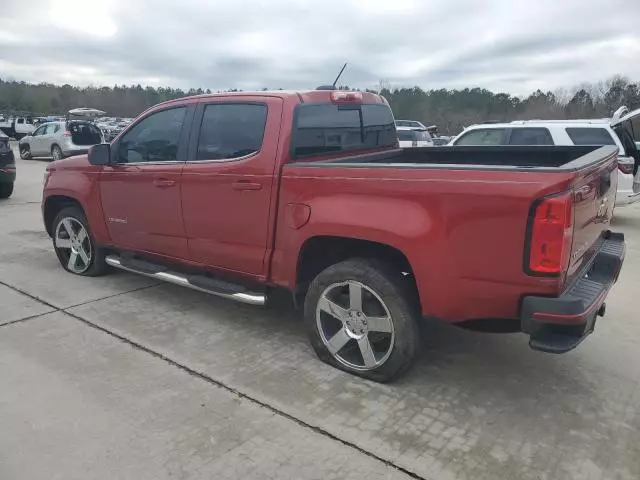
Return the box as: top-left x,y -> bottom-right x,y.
105,255 -> 266,306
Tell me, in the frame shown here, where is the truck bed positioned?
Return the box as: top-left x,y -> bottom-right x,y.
280,144 -> 619,324
296,145 -> 614,170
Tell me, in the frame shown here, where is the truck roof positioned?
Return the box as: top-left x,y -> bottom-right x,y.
154,89 -> 387,109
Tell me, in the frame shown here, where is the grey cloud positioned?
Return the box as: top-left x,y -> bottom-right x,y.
0,0 -> 638,95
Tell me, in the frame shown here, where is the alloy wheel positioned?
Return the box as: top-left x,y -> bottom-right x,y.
315,280 -> 395,371
54,217 -> 92,274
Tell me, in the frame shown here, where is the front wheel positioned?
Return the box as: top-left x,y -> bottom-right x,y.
304,258 -> 420,383
0,182 -> 14,199
52,206 -> 108,276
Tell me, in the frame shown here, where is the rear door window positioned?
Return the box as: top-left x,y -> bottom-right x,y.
196,103 -> 267,160
455,128 -> 506,146
565,128 -> 616,145
508,128 -> 553,145
293,103 -> 397,157
43,124 -> 58,135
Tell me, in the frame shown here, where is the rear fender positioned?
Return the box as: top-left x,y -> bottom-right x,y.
273,194 -> 438,311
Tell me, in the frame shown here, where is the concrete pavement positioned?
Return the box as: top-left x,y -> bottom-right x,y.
1,146 -> 640,479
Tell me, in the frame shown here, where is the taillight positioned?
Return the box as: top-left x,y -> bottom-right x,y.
618,157 -> 634,175
330,91 -> 363,103
527,192 -> 574,275
63,131 -> 71,137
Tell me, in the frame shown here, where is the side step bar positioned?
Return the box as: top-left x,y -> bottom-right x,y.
105,255 -> 266,306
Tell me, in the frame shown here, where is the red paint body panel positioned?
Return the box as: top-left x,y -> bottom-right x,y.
100,163 -> 188,259
43,90 -> 617,324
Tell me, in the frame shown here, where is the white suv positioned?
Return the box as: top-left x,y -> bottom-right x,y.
449,111 -> 640,207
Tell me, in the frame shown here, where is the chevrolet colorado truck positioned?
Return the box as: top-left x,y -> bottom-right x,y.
42,89 -> 626,382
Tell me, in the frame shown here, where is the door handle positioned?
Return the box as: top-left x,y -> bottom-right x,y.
233,181 -> 262,191
153,178 -> 177,188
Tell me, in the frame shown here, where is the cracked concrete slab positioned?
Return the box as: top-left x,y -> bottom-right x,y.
0,312 -> 412,480
0,282 -> 55,326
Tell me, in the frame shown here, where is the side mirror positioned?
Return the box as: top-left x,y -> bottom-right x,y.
88,143 -> 111,166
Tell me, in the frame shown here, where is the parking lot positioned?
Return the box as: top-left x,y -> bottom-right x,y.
2,144 -> 640,480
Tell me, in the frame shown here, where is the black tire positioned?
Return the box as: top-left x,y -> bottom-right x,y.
19,144 -> 31,160
304,258 -> 420,383
51,145 -> 64,161
0,182 -> 13,199
52,206 -> 109,277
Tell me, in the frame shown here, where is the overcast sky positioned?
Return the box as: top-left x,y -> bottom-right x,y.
1,0 -> 639,96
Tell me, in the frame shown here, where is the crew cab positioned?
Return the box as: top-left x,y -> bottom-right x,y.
42,89 -> 626,382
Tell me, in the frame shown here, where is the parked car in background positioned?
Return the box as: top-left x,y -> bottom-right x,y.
96,117 -> 132,142
397,126 -> 434,147
449,118 -> 640,207
19,119 -> 104,161
395,119 -> 427,130
0,115 -> 36,139
42,88 -> 625,382
0,131 -> 16,198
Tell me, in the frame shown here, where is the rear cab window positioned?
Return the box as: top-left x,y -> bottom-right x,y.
292,103 -> 397,158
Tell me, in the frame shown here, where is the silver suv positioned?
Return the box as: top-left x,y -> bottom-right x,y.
19,120 -> 104,161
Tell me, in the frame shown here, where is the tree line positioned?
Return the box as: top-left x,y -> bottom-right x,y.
0,75 -> 638,134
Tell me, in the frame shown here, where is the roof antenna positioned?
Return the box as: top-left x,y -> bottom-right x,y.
332,63 -> 348,88
316,63 -> 348,90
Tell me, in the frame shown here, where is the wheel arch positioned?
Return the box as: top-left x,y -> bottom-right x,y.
295,236 -> 420,309
43,195 -> 85,237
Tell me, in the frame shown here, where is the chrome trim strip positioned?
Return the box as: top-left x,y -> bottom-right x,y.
184,151 -> 259,164
105,255 -> 265,306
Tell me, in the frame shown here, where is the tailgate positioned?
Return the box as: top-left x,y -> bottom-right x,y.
566,150 -> 618,279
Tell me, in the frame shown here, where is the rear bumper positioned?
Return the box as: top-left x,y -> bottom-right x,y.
521,231 -> 625,353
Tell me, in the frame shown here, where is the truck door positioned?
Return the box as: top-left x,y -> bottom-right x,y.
99,105 -> 194,259
181,97 -> 283,278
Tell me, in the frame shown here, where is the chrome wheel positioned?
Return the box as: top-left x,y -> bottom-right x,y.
315,280 -> 395,371
52,146 -> 62,161
54,217 -> 92,274
19,146 -> 31,159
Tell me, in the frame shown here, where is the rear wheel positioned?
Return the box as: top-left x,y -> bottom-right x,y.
52,206 -> 108,276
0,182 -> 14,199
51,145 -> 63,161
19,145 -> 31,160
304,258 -> 420,383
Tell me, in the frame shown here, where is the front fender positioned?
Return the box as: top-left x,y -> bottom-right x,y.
43,168 -> 110,244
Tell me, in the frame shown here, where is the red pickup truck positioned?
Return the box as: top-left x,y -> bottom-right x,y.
42,89 -> 626,382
